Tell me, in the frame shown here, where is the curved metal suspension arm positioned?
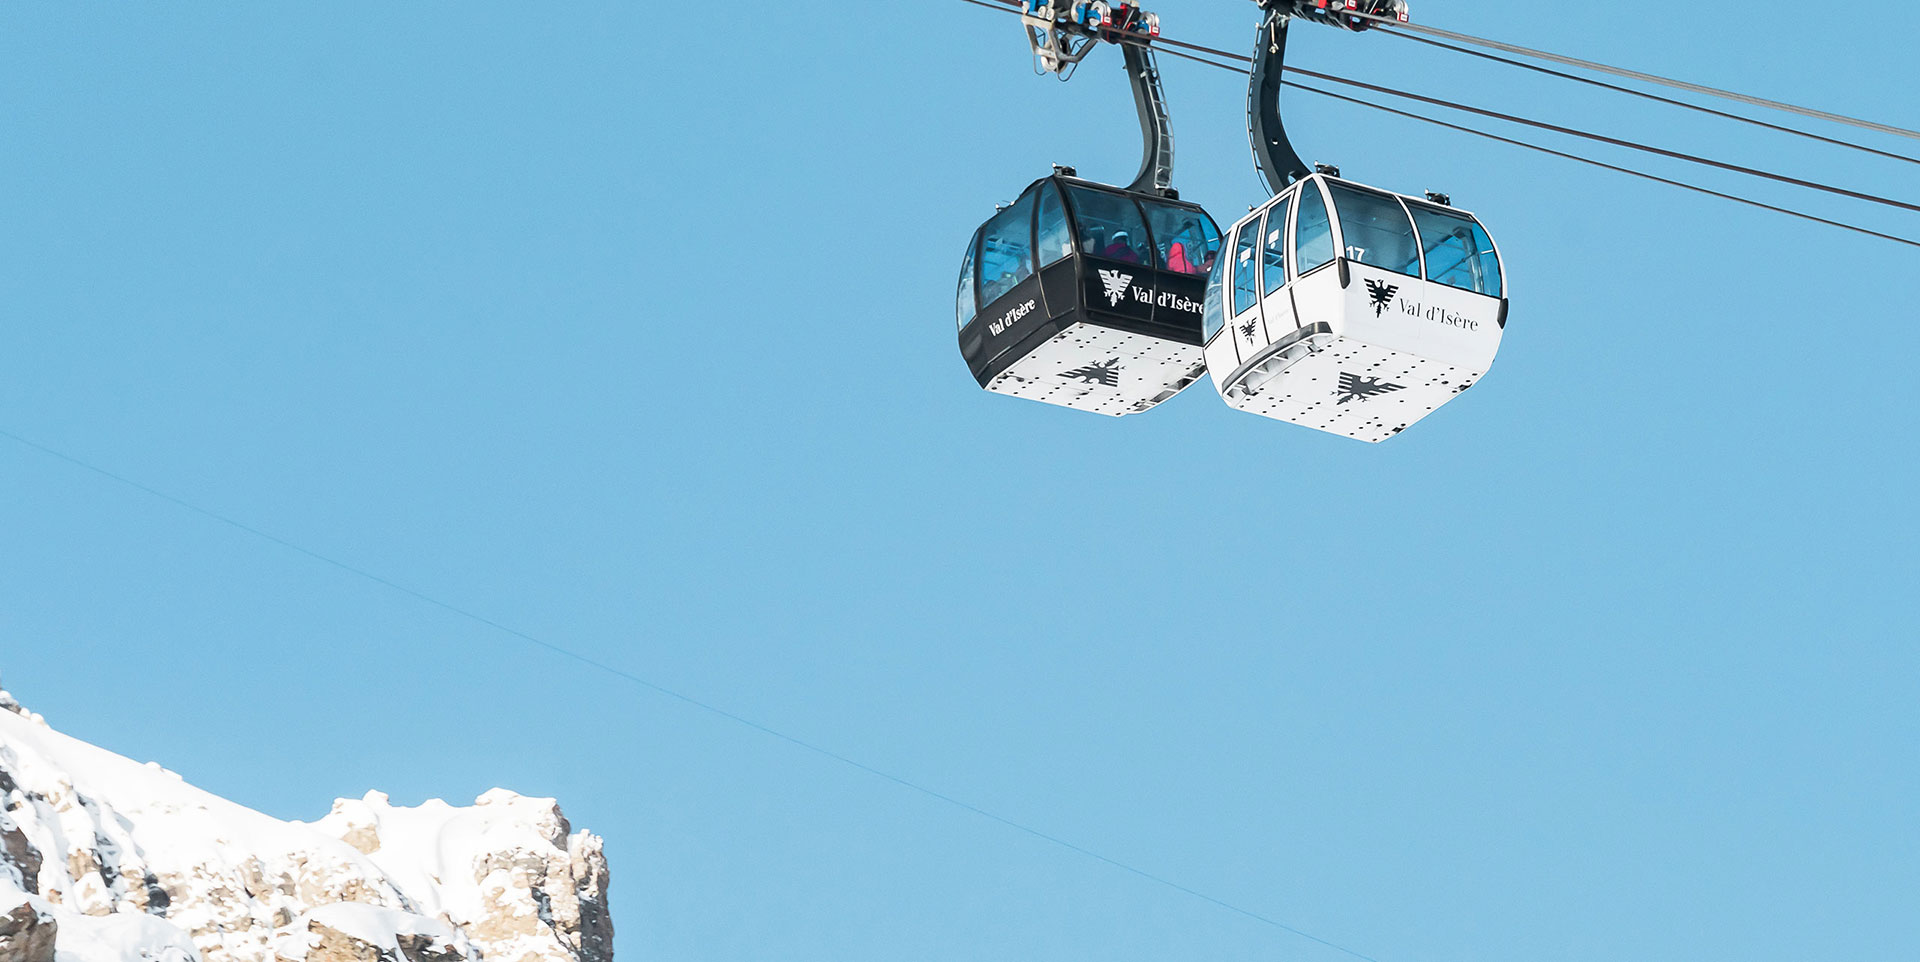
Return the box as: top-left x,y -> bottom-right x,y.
1248,10 -> 1310,194
1121,40 -> 1175,194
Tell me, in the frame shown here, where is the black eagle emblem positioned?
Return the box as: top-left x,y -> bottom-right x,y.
1364,279 -> 1399,317
1335,371 -> 1405,405
1238,319 -> 1259,342
1060,357 -> 1123,387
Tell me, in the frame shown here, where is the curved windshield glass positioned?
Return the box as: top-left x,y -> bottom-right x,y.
1142,201 -> 1220,276
1262,195 -> 1292,295
1294,184 -> 1337,275
978,191 -> 1036,306
1327,184 -> 1421,277
1036,183 -> 1073,269
1065,186 -> 1151,266
1231,220 -> 1260,316
1202,242 -> 1227,340
1408,202 -> 1502,297
956,228 -> 980,330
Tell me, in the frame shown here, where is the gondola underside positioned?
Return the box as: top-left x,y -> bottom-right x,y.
1219,327 -> 1480,442
984,321 -> 1206,417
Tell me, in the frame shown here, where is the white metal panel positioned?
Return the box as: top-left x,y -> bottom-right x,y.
1341,262 -> 1500,370
987,322 -> 1206,417
1214,334 -> 1482,442
1203,328 -> 1239,390
1287,265 -> 1345,335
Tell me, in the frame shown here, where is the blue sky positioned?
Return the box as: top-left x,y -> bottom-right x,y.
3,2 -> 1917,960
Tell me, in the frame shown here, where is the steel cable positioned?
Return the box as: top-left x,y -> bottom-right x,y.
1142,43 -> 1920,247
0,424 -> 1395,962
1348,9 -> 1920,142
1371,28 -> 1920,168
958,0 -> 1920,248
1143,32 -> 1920,215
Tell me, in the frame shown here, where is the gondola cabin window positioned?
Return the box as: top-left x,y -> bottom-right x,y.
956,227 -> 981,330
1065,186 -> 1151,266
1231,220 -> 1261,316
1036,183 -> 1074,269
1202,243 -> 1227,340
1327,183 -> 1421,277
1408,202 -> 1503,297
978,191 -> 1037,305
1262,194 -> 1293,294
1141,200 -> 1221,275
1294,184 -> 1337,275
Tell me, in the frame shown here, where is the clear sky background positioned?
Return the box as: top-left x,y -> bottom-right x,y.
3,2 -> 1917,960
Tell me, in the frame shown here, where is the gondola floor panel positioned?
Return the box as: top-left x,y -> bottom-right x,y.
986,323 -> 1206,418
1221,335 -> 1480,443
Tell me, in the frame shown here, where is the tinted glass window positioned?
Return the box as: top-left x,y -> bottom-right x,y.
956,228 -> 980,330
1065,186 -> 1151,266
1294,184 -> 1337,274
1036,184 -> 1073,269
1262,195 -> 1292,295
1143,201 -> 1220,276
1327,184 -> 1420,277
1231,219 -> 1260,316
1408,203 -> 1502,297
1203,242 -> 1227,340
978,191 -> 1036,306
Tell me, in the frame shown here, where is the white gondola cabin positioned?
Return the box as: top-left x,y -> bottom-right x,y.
1201,172 -> 1507,441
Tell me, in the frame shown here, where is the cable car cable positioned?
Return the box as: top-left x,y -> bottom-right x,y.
0,424 -> 1391,962
1371,29 -> 1920,168
1279,78 -> 1920,250
1344,9 -> 1920,142
956,0 -> 1920,218
1142,41 -> 1920,250
1138,33 -> 1920,215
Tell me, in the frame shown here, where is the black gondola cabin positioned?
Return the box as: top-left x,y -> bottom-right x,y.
956,172 -> 1222,417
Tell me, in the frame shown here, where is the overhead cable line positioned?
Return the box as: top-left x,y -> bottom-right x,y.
1371,28 -> 1920,168
1348,8 -> 1920,142
956,0 -> 1920,249
1144,32 -> 1920,215
0,425 -> 1387,962
1141,41 -> 1920,250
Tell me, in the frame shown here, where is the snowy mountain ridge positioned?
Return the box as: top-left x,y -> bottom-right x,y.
0,684 -> 611,962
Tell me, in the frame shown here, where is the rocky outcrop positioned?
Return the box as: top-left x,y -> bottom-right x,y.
0,902 -> 57,962
0,684 -> 612,962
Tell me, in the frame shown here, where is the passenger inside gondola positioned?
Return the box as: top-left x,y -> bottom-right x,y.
1067,186 -> 1151,266
1143,206 -> 1221,276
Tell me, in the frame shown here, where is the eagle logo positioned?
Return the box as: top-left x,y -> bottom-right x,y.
1098,270 -> 1134,307
1364,279 -> 1399,317
1238,319 -> 1259,342
1335,371 -> 1405,405
1060,357 -> 1124,387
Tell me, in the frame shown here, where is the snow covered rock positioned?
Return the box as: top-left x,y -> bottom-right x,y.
0,684 -> 611,962
0,901 -> 58,962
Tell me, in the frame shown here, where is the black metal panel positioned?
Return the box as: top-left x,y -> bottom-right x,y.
1249,11 -> 1312,195
1120,42 -> 1174,195
1038,258 -> 1077,317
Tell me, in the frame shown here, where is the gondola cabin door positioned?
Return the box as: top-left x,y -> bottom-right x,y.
1202,174 -> 1507,441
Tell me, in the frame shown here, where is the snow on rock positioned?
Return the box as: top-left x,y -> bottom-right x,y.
0,683 -> 611,962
